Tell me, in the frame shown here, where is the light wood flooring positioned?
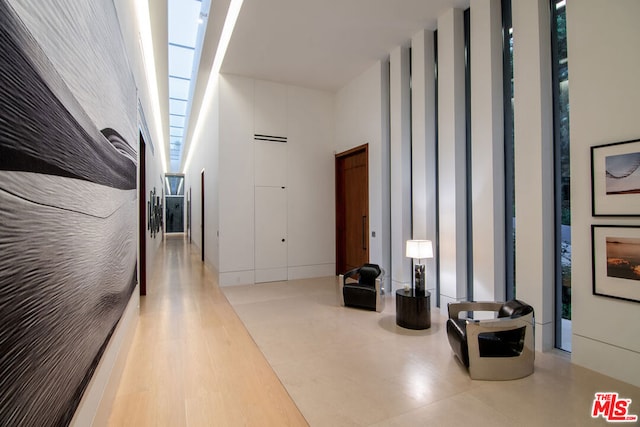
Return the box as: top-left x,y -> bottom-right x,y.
108,235 -> 307,426
109,235 -> 640,426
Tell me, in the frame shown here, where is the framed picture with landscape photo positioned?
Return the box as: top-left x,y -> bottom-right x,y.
592,225 -> 640,303
591,138 -> 640,216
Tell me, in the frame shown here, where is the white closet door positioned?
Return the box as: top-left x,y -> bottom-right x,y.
255,186 -> 287,282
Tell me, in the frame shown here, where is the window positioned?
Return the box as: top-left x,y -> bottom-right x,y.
464,8 -> 473,300
502,0 -> 515,300
434,31 -> 440,307
551,0 -> 571,352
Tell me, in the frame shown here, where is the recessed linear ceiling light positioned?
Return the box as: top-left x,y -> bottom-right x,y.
136,0 -> 168,174
211,0 -> 244,75
182,0 -> 244,174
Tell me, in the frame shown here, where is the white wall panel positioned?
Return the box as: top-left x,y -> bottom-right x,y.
470,0 -> 505,302
255,140 -> 287,187
219,75 -> 255,276
390,45 -> 412,290
286,86 -> 335,272
411,29 -> 437,299
184,76 -> 220,273
215,75 -> 334,284
512,0 -> 554,351
254,80 -> 287,137
437,8 -> 467,307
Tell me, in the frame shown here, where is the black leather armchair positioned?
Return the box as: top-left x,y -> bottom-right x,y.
446,300 -> 535,380
338,264 -> 385,312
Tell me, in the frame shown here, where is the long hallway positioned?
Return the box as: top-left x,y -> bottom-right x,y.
108,235 -> 307,426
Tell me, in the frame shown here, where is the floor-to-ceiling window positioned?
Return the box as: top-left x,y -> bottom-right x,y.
551,0 -> 571,352
464,8 -> 473,300
434,31 -> 440,307
502,0 -> 515,300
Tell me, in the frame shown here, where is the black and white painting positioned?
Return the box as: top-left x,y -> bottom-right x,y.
0,0 -> 137,425
591,138 -> 640,216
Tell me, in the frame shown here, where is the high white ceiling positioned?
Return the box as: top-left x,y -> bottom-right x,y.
219,0 -> 470,92
180,0 -> 470,171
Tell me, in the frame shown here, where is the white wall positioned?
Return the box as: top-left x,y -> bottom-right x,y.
390,46 -> 413,290
411,29 -> 438,300
512,0 -> 555,352
212,74 -> 335,285
470,0 -> 505,303
335,61 -> 391,285
218,75 -> 255,285
184,76 -> 221,274
568,0 -> 640,387
287,86 -> 336,279
437,8 -> 468,307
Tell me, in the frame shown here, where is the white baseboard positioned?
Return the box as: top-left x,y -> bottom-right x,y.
288,263 -> 335,280
219,270 -> 255,286
572,334 -> 640,388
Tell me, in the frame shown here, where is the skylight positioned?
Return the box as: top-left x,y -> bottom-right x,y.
168,0 -> 210,172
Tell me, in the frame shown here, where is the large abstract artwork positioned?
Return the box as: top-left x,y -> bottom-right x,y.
0,0 -> 137,425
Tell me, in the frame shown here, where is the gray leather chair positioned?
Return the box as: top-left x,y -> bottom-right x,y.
446,300 -> 535,380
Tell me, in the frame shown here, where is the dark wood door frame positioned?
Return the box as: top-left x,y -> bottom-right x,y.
138,132 -> 146,296
335,144 -> 369,274
201,169 -> 205,262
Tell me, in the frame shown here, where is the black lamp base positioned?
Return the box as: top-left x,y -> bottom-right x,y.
414,264 -> 425,294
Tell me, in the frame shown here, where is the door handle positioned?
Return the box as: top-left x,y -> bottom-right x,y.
362,216 -> 367,250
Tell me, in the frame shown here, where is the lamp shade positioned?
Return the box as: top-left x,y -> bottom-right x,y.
406,240 -> 433,259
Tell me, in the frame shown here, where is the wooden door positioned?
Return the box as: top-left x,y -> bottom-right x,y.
138,132 -> 146,295
201,170 -> 205,262
336,145 -> 369,274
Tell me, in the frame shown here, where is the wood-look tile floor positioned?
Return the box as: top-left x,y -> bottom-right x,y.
110,235 -> 640,426
108,235 -> 308,426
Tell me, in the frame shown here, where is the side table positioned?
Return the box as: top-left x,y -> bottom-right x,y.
396,289 -> 431,330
